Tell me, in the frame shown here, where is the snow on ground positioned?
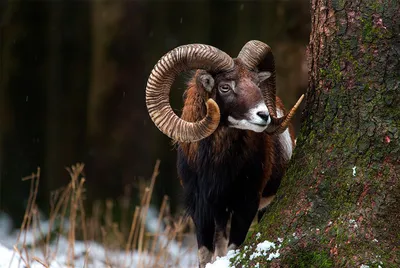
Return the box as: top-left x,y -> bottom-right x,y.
249,240 -> 279,261
0,210 -> 283,268
0,209 -> 198,268
1,237 -> 123,268
205,249 -> 239,268
0,243 -> 21,268
205,238 -> 282,268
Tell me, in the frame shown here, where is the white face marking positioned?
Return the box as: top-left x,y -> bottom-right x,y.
277,109 -> 293,160
227,102 -> 270,132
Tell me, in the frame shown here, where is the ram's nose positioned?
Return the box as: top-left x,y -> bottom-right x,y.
257,111 -> 270,123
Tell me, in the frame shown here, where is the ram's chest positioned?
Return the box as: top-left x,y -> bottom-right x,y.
200,155 -> 265,203
177,129 -> 270,205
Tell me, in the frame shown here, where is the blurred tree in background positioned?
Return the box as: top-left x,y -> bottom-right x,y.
0,0 -> 310,228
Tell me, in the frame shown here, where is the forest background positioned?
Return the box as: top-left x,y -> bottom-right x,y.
0,0 -> 310,227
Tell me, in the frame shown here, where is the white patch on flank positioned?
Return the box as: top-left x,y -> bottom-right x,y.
228,102 -> 270,132
277,108 -> 293,160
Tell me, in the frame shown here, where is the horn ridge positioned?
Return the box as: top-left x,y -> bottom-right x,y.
146,44 -> 234,142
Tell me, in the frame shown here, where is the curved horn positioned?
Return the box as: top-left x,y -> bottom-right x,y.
238,40 -> 304,134
146,44 -> 234,142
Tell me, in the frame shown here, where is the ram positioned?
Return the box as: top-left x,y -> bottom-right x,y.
145,40 -> 303,267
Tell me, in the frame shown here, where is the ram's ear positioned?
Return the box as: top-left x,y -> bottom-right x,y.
196,71 -> 215,93
258,71 -> 272,83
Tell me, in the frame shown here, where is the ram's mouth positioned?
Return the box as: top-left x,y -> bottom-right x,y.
227,116 -> 269,133
252,122 -> 268,127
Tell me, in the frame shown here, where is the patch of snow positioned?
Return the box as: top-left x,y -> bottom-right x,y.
0,237 -> 144,268
205,249 -> 238,268
360,265 -> 370,268
267,249 -> 280,261
0,243 -> 20,268
256,240 -> 275,252
256,232 -> 261,239
249,250 -> 262,260
250,240 -> 278,261
206,238 -> 282,268
277,237 -> 283,243
352,166 -> 357,177
349,219 -> 358,229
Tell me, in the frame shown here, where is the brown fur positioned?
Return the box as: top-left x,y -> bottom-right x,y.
179,74 -> 295,200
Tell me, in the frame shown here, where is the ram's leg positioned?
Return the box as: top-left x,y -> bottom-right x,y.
228,198 -> 259,251
192,209 -> 215,268
213,209 -> 230,259
178,151 -> 214,267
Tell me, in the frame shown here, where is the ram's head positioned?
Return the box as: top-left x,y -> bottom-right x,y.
145,40 -> 304,142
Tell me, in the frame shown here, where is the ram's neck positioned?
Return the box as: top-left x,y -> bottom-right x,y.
180,81 -> 208,123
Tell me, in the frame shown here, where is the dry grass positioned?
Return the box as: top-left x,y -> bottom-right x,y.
8,161 -> 197,268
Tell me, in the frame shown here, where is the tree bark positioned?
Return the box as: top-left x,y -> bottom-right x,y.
233,0 -> 400,267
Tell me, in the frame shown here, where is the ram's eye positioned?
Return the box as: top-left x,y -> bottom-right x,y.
219,84 -> 231,92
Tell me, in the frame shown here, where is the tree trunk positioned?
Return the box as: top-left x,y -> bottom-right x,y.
234,0 -> 400,267
44,2 -> 91,198
0,2 -> 48,225
87,0 -> 122,137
